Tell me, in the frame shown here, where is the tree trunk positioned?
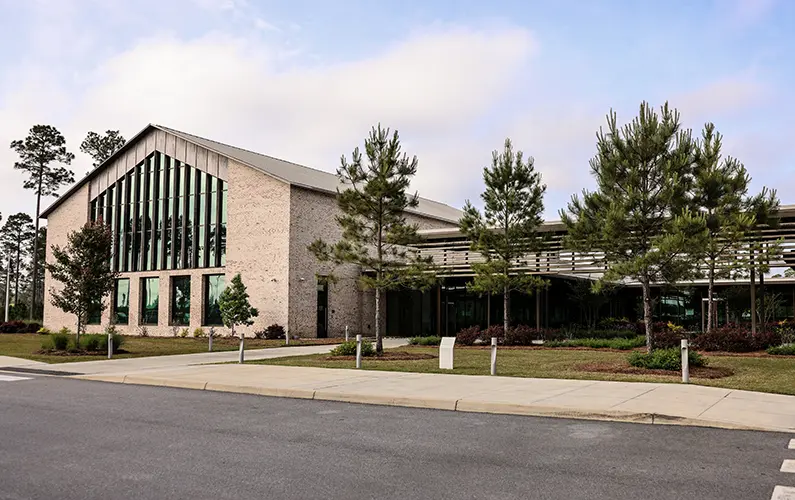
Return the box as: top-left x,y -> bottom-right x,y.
750,266 -> 757,335
76,315 -> 82,348
503,285 -> 510,333
30,166 -> 43,321
375,287 -> 382,354
13,239 -> 20,307
759,272 -> 766,332
707,263 -> 715,333
641,280 -> 653,353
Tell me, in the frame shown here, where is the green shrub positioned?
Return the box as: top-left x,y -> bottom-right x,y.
37,327 -> 52,335
193,327 -> 206,338
767,344 -> 795,356
628,348 -> 706,371
58,326 -> 72,336
80,334 -> 103,351
545,336 -> 646,350
48,333 -> 71,351
99,333 -> 124,353
329,340 -> 375,357
179,328 -> 189,338
408,336 -> 442,346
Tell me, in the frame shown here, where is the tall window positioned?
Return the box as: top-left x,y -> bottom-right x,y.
89,151 -> 226,272
171,276 -> 191,326
114,278 -> 130,325
87,303 -> 102,325
141,277 -> 159,325
203,274 -> 225,325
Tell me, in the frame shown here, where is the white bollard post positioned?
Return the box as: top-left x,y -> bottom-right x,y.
208,329 -> 213,352
490,337 -> 497,375
356,334 -> 362,369
345,325 -> 349,342
681,339 -> 689,383
107,332 -> 113,359
239,332 -> 245,364
285,331 -> 289,346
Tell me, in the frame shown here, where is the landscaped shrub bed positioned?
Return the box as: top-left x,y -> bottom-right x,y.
545,336 -> 646,350
766,344 -> 795,356
408,336 -> 442,346
0,321 -> 42,334
691,325 -> 781,352
329,340 -> 375,357
628,348 -> 706,371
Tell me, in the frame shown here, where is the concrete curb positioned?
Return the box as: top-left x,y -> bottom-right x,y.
73,373 -> 781,432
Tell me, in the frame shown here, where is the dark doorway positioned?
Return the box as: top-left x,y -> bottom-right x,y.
316,281 -> 328,338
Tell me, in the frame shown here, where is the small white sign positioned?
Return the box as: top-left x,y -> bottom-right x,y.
439,336 -> 456,370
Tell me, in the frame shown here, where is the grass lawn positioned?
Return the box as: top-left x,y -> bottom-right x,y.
0,334 -> 342,364
253,346 -> 795,396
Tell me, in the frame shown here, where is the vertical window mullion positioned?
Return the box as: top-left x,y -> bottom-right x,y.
215,180 -> 223,267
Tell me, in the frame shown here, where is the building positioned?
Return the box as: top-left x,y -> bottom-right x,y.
40,124 -> 460,337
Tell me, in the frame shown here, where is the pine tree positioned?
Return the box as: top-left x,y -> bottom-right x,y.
11,125 -> 75,320
309,125 -> 436,354
0,213 -> 35,308
45,221 -> 117,344
80,130 -> 126,167
560,102 -> 707,352
691,123 -> 779,332
459,138 -> 547,332
218,273 -> 259,363
744,188 -> 780,334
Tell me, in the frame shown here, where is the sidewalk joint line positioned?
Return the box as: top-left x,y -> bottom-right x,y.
607,387 -> 659,409
528,381 -> 601,404
696,390 -> 732,418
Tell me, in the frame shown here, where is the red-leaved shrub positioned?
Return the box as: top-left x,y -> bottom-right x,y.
455,326 -> 481,346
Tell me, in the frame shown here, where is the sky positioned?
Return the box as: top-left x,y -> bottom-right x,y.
0,0 -> 793,221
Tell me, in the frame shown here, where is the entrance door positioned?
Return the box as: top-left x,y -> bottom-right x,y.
317,281 -> 328,338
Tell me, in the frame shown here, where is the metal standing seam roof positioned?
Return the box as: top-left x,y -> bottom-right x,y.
40,123 -> 464,224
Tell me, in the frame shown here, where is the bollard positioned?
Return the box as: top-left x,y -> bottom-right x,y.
239,332 -> 245,364
107,332 -> 113,359
356,334 -> 362,369
208,329 -> 213,352
345,325 -> 349,342
490,337 -> 497,375
285,331 -> 290,346
681,339 -> 689,383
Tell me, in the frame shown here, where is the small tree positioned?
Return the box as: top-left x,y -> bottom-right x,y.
80,130 -> 126,167
459,138 -> 547,332
309,125 -> 436,354
45,221 -> 117,345
0,213 -> 35,307
561,102 -> 707,352
11,125 -> 75,320
218,273 -> 258,363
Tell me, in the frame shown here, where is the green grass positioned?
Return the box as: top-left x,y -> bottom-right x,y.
0,334 -> 341,364
253,346 -> 795,396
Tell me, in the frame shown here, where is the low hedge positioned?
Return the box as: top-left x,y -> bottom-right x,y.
408,336 -> 442,346
329,340 -> 375,357
80,333 -> 124,353
0,321 -> 42,333
628,348 -> 706,371
767,344 -> 795,356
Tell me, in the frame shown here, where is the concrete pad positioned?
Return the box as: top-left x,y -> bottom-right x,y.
789,439 -> 795,449
0,355 -> 47,368
772,486 -> 795,500
782,460 -> 795,473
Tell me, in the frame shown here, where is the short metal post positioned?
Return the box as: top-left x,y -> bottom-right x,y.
345,325 -> 349,342
208,329 -> 213,352
285,330 -> 289,346
356,334 -> 362,369
681,339 -> 689,383
239,332 -> 245,364
107,332 -> 113,359
490,337 -> 497,375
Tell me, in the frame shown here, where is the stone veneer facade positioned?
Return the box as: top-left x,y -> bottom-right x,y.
43,128 -> 456,338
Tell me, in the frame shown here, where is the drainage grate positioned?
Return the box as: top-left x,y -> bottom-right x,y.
0,366 -> 83,376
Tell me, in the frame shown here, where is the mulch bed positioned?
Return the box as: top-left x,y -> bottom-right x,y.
34,349 -> 129,357
324,351 -> 436,361
576,361 -> 734,379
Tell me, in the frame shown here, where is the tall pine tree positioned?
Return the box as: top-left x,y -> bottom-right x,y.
11,125 -> 75,320
459,138 -> 547,332
0,213 -> 35,308
561,102 -> 707,351
46,221 -> 117,344
309,125 -> 435,353
80,130 -> 126,167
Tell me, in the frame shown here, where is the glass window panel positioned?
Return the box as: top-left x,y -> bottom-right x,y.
185,226 -> 193,268
203,275 -> 225,325
138,167 -> 145,202
179,165 -> 187,196
164,229 -> 172,270
199,193 -> 206,223
219,223 -> 226,266
158,154 -> 165,198
87,302 -> 102,325
141,277 -> 159,325
188,196 -> 194,227
114,279 -> 130,325
143,230 -> 152,271
210,189 -> 217,220
220,188 -> 227,224
133,232 -> 141,272
208,225 -> 216,267
211,176 -> 218,194
197,226 -> 205,268
174,226 -> 183,269
189,167 -> 197,196
171,276 -> 191,326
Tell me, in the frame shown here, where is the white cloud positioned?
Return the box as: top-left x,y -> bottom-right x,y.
0,24 -> 537,220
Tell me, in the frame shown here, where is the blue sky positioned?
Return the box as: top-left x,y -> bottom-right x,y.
0,0 -> 793,219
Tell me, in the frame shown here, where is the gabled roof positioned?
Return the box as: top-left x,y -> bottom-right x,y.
41,124 -> 463,223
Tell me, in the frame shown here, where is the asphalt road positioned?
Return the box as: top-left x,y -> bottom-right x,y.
0,374 -> 791,500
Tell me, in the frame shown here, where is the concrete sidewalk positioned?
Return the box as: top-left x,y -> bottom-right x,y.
75,364 -> 795,433
0,338 -> 407,376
